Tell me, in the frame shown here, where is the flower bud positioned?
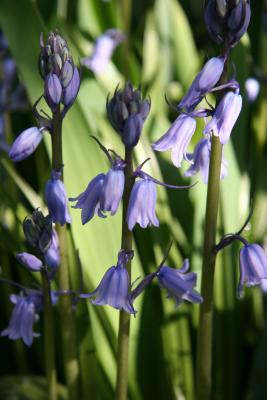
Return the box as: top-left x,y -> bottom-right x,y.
204,0 -> 251,48
45,171 -> 71,226
9,127 -> 43,162
107,82 -> 150,147
62,67 -> 80,108
23,210 -> 52,253
44,229 -> 60,272
16,253 -> 43,272
45,73 -> 62,110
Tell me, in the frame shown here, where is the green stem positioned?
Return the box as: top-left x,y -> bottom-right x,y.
52,107 -> 80,400
41,269 -> 58,400
196,61 -> 229,400
115,148 -> 134,400
196,136 -> 222,400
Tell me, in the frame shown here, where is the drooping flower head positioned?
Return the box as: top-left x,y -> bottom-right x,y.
238,243 -> 267,297
0,284 -> 61,347
178,57 -> 225,112
130,257 -> 203,307
1,292 -> 43,346
107,81 -> 151,147
185,137 -> 228,183
156,260 -> 203,306
70,138 -> 125,224
127,160 -> 196,230
80,250 -> 135,314
205,0 -> 251,48
203,90 -> 242,144
45,170 -> 71,226
127,178 -> 159,231
39,32 -> 80,114
81,29 -> 126,74
152,113 -> 197,168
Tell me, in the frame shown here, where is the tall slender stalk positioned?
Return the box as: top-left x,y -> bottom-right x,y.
196,61 -> 228,400
115,148 -> 134,400
51,107 -> 80,400
41,269 -> 58,400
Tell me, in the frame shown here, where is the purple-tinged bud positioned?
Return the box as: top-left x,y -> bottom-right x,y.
131,273 -> 156,301
69,174 -> 106,224
61,60 -> 74,88
245,78 -> 260,103
100,161 -> 125,215
45,170 -> 71,226
9,127 -> 43,162
45,73 -> 62,110
81,29 -> 125,74
178,57 -> 225,111
39,32 -> 71,79
204,0 -> 251,48
227,1 -> 251,47
81,250 -> 135,314
153,113 -> 197,168
238,243 -> 267,298
122,113 -> 143,147
156,259 -> 203,307
62,67 -> 80,108
107,82 -> 150,147
16,253 -> 43,272
184,138 -> 228,184
203,91 -> 242,144
44,230 -> 60,278
127,178 -> 159,231
22,210 -> 52,253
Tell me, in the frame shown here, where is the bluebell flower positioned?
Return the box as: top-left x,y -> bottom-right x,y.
70,158 -> 125,224
203,91 -> 242,144
127,178 -> 159,231
184,137 -> 228,184
245,78 -> 260,103
81,29 -> 125,74
16,253 -> 43,272
156,259 -> 203,306
238,243 -> 267,297
100,161 -> 125,215
81,250 -> 135,314
1,292 -> 43,346
45,170 -> 71,226
152,113 -> 197,168
178,57 -> 225,111
9,126 -> 44,162
1,289 -> 60,346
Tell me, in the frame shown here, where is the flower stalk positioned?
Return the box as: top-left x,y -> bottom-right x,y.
51,107 -> 80,400
115,148 -> 134,400
196,62 -> 228,400
41,268 -> 57,400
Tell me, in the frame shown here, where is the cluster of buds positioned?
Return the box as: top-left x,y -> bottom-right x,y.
205,0 -> 251,48
39,32 -> 80,114
19,209 -> 60,276
107,82 -> 151,147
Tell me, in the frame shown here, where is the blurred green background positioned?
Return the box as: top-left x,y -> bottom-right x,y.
0,0 -> 267,399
